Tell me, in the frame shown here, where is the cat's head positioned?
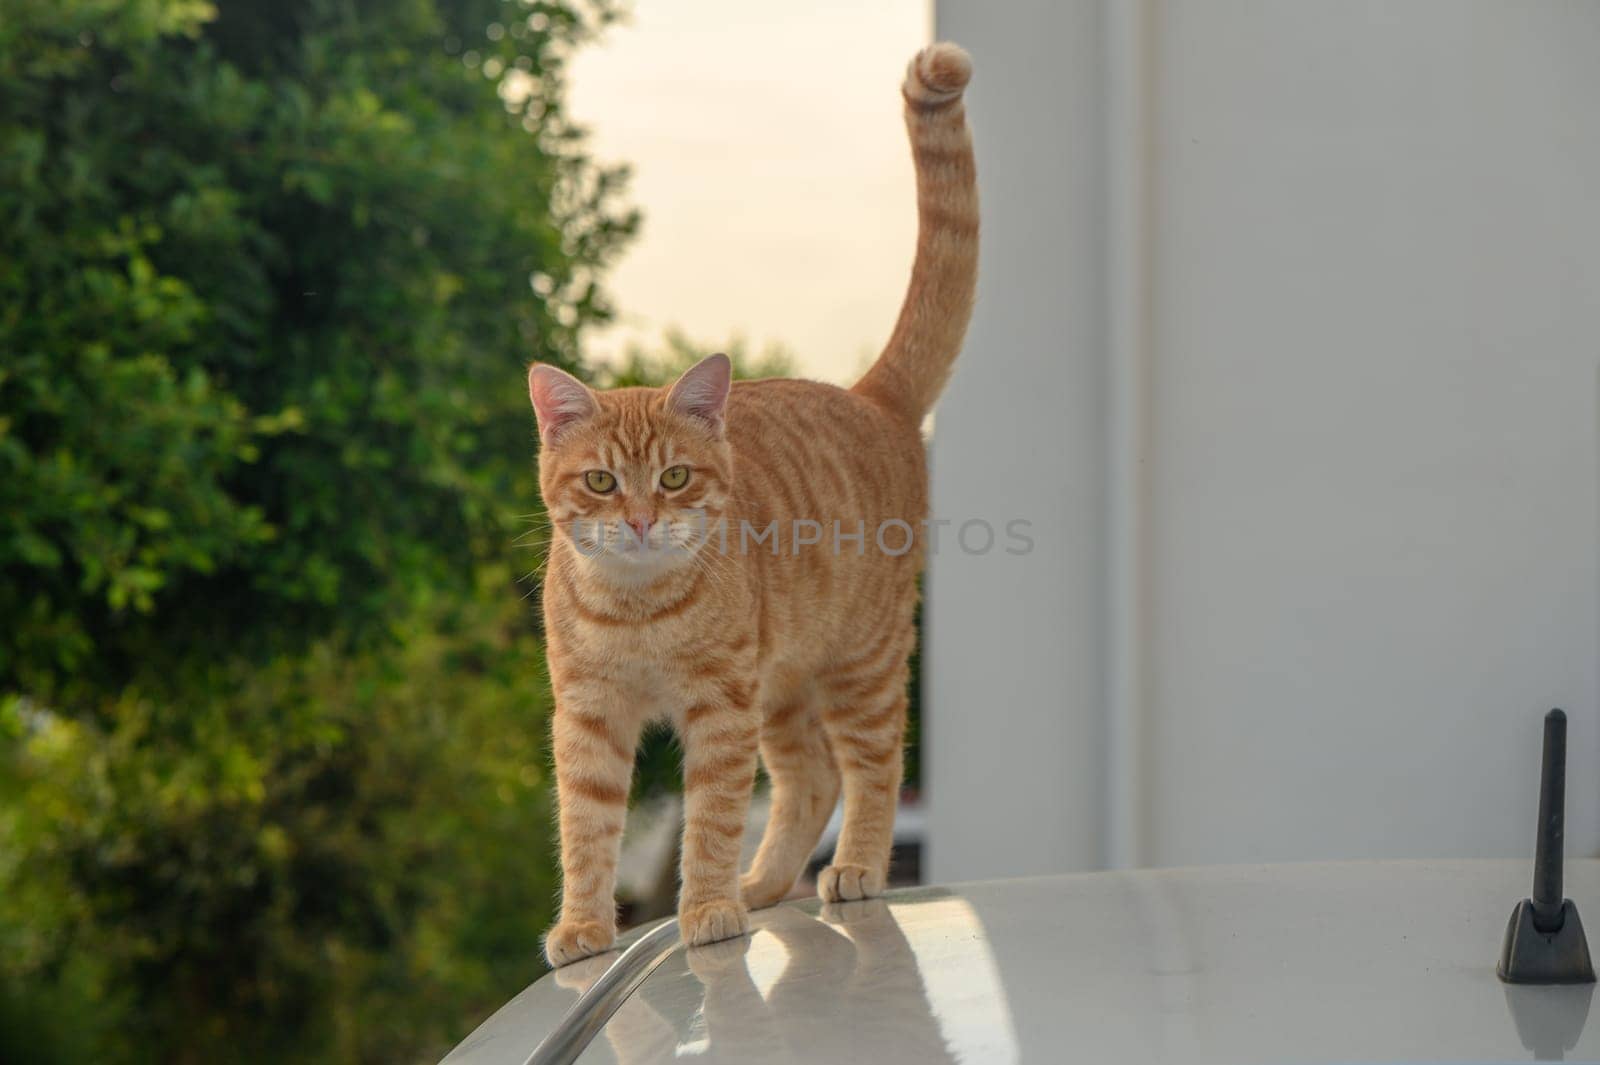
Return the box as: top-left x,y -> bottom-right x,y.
528,354 -> 732,582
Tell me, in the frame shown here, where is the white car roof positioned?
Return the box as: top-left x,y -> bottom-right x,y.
442,859 -> 1600,1064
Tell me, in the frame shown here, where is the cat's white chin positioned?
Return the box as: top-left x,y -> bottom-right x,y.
582,543 -> 698,585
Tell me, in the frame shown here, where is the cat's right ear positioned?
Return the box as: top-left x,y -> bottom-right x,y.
528,364 -> 598,446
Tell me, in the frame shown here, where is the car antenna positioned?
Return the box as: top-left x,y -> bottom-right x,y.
1498,708 -> 1595,984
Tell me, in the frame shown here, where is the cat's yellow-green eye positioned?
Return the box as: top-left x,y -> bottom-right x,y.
660,465 -> 690,491
584,470 -> 616,494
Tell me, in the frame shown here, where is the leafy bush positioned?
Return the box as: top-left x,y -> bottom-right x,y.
1,0 -> 634,697
595,326 -> 796,390
2,576 -> 558,1063
0,0 -> 633,1060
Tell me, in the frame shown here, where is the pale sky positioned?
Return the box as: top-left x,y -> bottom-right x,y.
567,0 -> 931,385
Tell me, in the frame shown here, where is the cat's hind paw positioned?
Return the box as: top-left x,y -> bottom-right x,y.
739,871 -> 794,911
543,918 -> 615,968
679,897 -> 749,948
817,863 -> 885,903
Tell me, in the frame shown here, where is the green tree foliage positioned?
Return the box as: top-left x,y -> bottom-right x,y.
595,326 -> 796,389
2,583 -> 557,1063
1,0 -> 633,698
0,0 -> 634,1060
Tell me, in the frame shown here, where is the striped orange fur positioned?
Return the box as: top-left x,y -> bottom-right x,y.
532,43 -> 977,967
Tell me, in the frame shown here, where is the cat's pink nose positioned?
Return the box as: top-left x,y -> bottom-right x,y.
628,518 -> 651,543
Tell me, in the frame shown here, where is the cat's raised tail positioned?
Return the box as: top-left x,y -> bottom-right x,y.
853,43 -> 978,422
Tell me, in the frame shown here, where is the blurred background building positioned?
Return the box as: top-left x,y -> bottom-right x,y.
927,0 -> 1600,879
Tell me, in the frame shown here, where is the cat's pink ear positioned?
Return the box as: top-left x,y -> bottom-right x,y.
528,364 -> 598,445
665,353 -> 731,433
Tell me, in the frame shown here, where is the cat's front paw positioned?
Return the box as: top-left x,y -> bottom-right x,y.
543,918 -> 615,968
679,897 -> 749,948
816,863 -> 885,903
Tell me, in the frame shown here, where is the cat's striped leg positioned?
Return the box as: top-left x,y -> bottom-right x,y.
678,679 -> 760,946
543,691 -> 641,967
740,693 -> 840,909
816,641 -> 911,903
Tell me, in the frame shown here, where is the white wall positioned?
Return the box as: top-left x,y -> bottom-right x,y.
925,0 -> 1112,880
927,0 -> 1600,880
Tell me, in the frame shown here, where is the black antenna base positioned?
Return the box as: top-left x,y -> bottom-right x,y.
1497,709 -> 1596,985
1499,898 -> 1595,985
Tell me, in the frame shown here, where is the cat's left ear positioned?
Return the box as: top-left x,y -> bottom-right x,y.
665,353 -> 732,434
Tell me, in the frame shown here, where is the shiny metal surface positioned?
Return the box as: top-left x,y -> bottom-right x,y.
441,918 -> 677,1065
443,861 -> 1600,1064
514,918 -> 681,1065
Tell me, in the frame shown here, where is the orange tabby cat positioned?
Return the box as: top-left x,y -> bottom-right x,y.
528,42 -> 977,966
